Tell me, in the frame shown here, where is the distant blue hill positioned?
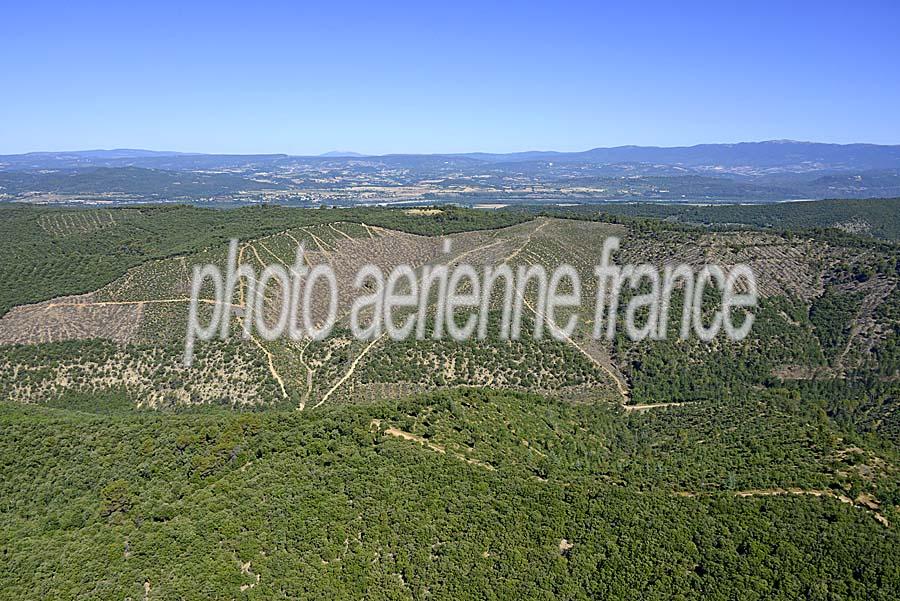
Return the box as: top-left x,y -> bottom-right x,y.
2,141 -> 899,172
454,141 -> 900,170
318,151 -> 369,158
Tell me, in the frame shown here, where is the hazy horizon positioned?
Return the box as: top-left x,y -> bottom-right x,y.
6,138 -> 900,158
3,0 -> 899,155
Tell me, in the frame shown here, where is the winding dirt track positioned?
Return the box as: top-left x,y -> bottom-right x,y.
46,298 -> 240,308
623,402 -> 689,412
314,333 -> 386,409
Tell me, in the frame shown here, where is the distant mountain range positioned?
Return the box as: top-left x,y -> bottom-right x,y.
2,141 -> 899,205
318,151 -> 369,158
454,140 -> 900,168
3,141 -> 900,172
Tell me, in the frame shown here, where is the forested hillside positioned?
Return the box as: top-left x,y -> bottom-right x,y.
2,389 -> 898,599
550,198 -> 900,241
0,201 -> 897,598
0,204 -> 528,316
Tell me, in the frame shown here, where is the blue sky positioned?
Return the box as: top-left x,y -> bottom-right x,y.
2,0 -> 899,154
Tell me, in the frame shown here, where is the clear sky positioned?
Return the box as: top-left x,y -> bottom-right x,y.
2,0 -> 899,155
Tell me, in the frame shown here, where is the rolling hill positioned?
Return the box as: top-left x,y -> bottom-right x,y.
0,202 -> 897,598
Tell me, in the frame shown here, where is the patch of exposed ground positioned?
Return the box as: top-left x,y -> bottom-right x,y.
674,488 -> 890,527
238,560 -> 260,592
622,402 -> 690,412
404,208 -> 444,216
0,293 -> 143,345
373,420 -> 494,470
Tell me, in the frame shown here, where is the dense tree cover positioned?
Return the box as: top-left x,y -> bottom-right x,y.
1,388 -> 897,599
609,277 -> 900,444
873,286 -> 900,377
536,198 -> 900,241
611,286 -> 822,402
809,288 -> 865,358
